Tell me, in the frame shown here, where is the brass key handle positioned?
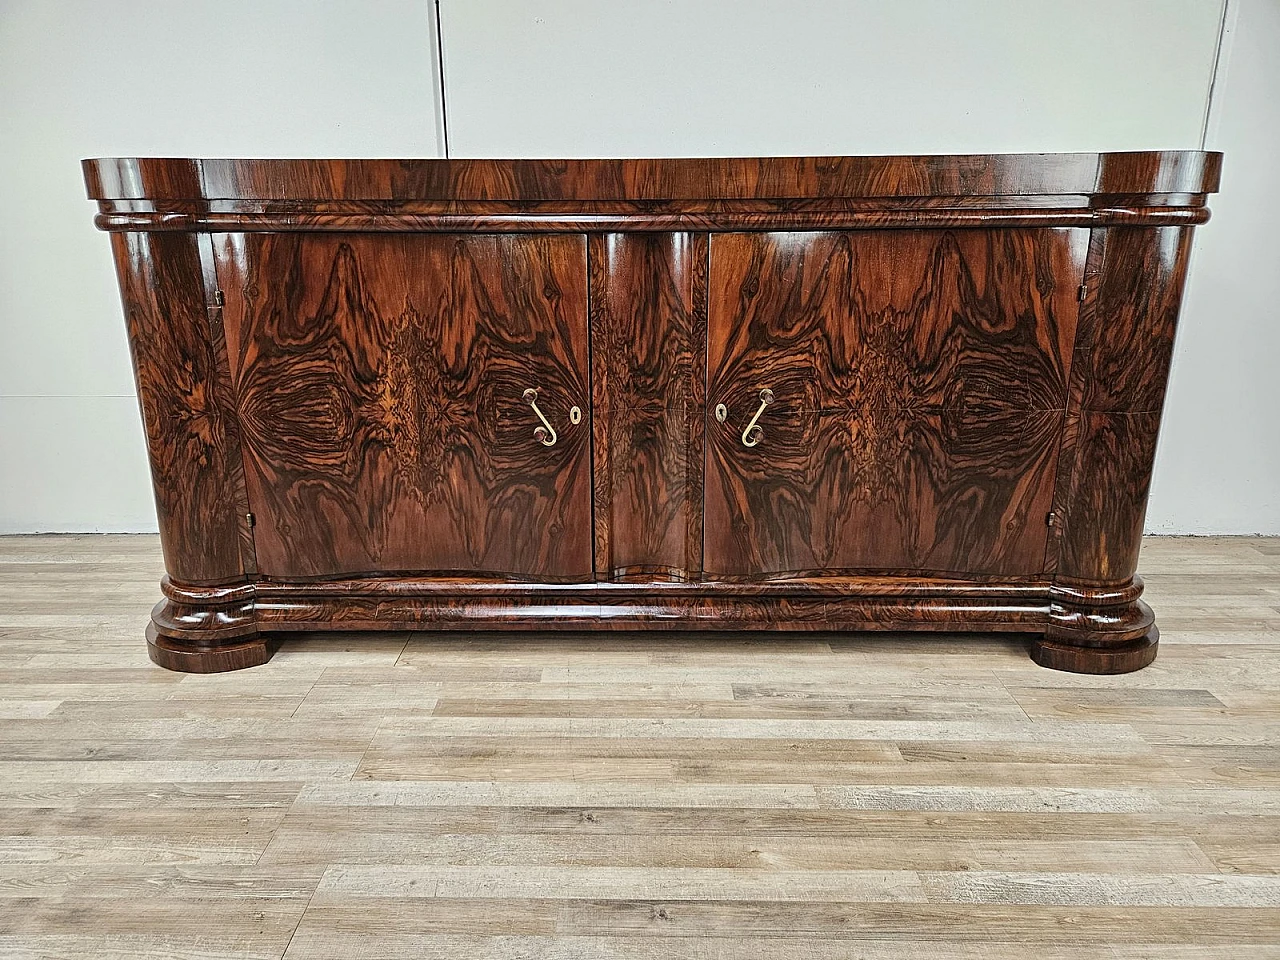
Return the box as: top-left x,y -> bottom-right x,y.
741,388 -> 774,447
523,388 -> 559,447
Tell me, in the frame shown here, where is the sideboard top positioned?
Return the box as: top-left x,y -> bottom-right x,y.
83,152 -> 1221,202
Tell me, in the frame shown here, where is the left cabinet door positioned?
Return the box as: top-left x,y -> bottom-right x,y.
213,233 -> 592,580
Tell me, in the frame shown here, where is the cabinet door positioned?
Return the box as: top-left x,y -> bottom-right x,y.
215,233 -> 591,580
705,229 -> 1085,578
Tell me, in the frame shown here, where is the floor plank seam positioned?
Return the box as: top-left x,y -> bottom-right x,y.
275,860 -> 324,960
286,662 -> 327,721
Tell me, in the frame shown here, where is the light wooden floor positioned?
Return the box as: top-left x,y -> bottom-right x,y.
1,536 -> 1279,958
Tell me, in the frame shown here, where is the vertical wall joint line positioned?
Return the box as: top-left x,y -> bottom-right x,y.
434,0 -> 451,159
1201,0 -> 1232,149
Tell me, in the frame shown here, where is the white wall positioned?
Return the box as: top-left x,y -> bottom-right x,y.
1147,0 -> 1280,534
1,0 -> 1274,534
0,0 -> 442,532
440,0 -> 1221,157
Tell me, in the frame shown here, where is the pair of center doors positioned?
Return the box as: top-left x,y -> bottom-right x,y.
211,228 -> 1086,583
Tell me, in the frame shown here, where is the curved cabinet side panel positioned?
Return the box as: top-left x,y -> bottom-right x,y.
1055,226 -> 1195,584
109,231 -> 249,584
1042,226 -> 1196,671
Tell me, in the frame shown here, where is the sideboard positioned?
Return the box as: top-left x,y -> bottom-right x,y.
84,152 -> 1221,674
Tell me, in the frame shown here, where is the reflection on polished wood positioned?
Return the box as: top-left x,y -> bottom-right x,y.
1,534 -> 1279,957
84,153 -> 1220,674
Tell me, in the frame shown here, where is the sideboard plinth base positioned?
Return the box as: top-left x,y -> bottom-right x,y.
1028,629 -> 1159,674
138,577 -> 1167,674
145,622 -> 279,673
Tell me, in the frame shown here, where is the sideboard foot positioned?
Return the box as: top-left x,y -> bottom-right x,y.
146,579 -> 272,672
145,622 -> 278,673
1034,581 -> 1160,673
1029,628 -> 1159,674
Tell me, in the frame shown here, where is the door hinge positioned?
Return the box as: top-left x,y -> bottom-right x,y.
245,512 -> 256,527
1046,510 -> 1057,528
213,289 -> 225,307
1076,282 -> 1087,302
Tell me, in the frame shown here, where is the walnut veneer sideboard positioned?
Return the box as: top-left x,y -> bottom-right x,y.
84,152 -> 1221,674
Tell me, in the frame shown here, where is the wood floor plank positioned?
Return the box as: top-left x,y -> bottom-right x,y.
311,864 -> 931,902
0,896 -> 306,947
273,933 -> 1280,960
368,716 -> 1148,742
258,827 -> 1217,873
256,803 -> 1279,845
0,864 -> 322,898
0,759 -> 360,783
281,898 -> 1280,944
298,781 -> 822,808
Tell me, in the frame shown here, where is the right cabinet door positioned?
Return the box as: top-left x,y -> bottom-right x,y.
704,229 -> 1086,579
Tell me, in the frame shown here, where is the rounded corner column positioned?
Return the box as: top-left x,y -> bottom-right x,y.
1034,224 -> 1198,674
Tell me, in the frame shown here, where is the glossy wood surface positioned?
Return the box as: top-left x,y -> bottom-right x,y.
108,231 -> 249,585
1053,227 -> 1195,585
85,154 -> 1220,234
590,233 -> 707,581
84,152 -> 1222,201
84,153 -> 1220,675
92,203 -> 1212,236
705,229 -> 1084,578
214,232 -> 592,580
